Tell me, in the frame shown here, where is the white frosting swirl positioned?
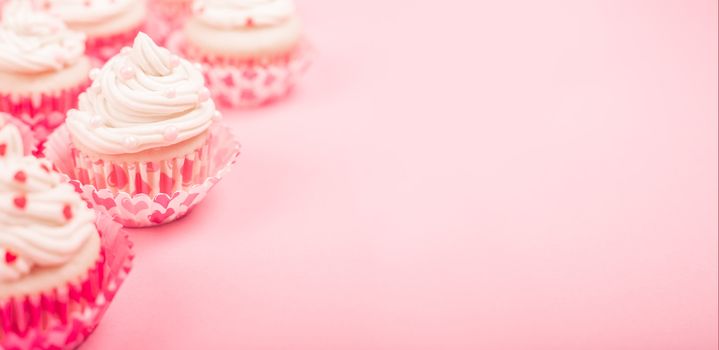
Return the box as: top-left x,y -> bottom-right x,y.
194,0 -> 294,29
0,124 -> 97,283
66,32 -> 215,155
43,0 -> 134,25
0,0 -> 85,74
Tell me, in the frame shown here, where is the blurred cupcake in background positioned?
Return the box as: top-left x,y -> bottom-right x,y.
40,0 -> 147,63
0,122 -> 133,349
0,0 -> 90,141
45,32 -> 240,227
0,112 -> 38,155
145,0 -> 193,45
65,32 -> 217,196
171,0 -> 312,107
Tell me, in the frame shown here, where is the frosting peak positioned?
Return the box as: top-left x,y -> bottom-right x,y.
0,0 -> 86,74
66,32 -> 215,155
129,32 -> 173,76
193,0 -> 295,29
0,123 -> 97,282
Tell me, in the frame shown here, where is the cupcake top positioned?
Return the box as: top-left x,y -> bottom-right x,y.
66,32 -> 216,155
0,0 -> 85,74
0,124 -> 97,283
43,0 -> 135,25
192,0 -> 295,29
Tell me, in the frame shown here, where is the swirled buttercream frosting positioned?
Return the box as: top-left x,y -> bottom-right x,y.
43,0 -> 135,25
0,0 -> 86,74
0,123 -> 97,283
193,0 -> 295,29
66,32 -> 216,155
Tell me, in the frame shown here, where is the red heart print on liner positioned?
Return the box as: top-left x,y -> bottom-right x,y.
222,73 -> 235,87
182,193 -> 200,207
134,172 -> 152,195
121,198 -> 149,215
159,172 -> 174,194
154,192 -> 180,209
149,208 -> 175,224
91,191 -> 117,210
107,164 -> 128,189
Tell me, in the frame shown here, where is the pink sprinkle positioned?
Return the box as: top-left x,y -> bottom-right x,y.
89,115 -> 103,128
63,204 -> 73,220
5,251 -> 17,264
55,51 -> 66,65
192,1 -> 205,13
13,195 -> 26,209
163,126 -> 178,141
89,68 -> 100,80
169,55 -> 180,69
13,171 -> 26,183
165,89 -> 177,98
119,65 -> 135,81
197,87 -> 211,103
123,136 -> 138,149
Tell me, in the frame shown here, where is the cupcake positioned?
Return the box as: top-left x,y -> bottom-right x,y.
145,0 -> 193,45
41,0 -> 147,63
177,0 -> 312,107
0,0 -> 90,141
0,123 -> 132,349
65,31 -> 218,197
48,32 -> 239,227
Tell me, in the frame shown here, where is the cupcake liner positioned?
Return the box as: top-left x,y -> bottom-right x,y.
145,0 -> 193,45
69,137 -> 212,197
45,123 -> 240,228
0,214 -> 133,350
0,113 -> 39,156
167,32 -> 313,108
85,23 -> 144,65
0,79 -> 90,143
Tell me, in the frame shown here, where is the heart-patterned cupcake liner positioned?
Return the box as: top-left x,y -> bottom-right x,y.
45,123 -> 240,228
0,78 -> 90,143
0,214 -> 133,350
144,0 -> 193,45
167,32 -> 314,108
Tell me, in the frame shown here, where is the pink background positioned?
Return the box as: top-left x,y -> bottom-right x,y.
84,0 -> 718,349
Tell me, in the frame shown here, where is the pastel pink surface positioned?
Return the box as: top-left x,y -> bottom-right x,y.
82,0 -> 718,349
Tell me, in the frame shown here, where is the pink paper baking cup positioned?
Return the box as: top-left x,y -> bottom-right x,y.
0,214 -> 133,350
0,79 -> 90,143
167,32 -> 313,108
0,113 -> 39,156
69,137 -> 212,197
45,123 -> 240,228
145,0 -> 192,45
85,23 -> 144,65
